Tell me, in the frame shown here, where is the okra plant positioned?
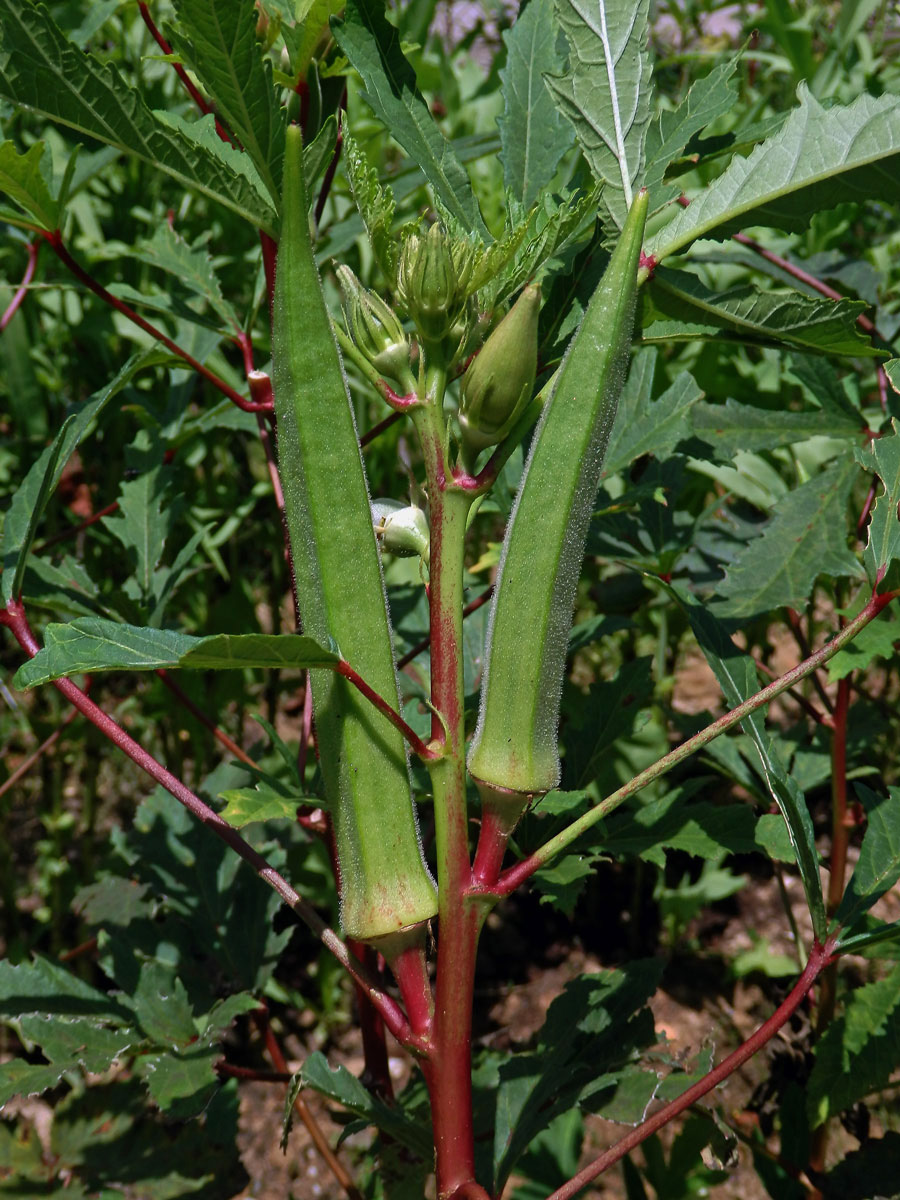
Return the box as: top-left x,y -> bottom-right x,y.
2,1 -> 900,1198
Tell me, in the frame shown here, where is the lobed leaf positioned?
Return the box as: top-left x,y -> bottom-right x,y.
690,397 -> 860,459
331,0 -> 488,237
547,0 -> 652,230
0,0 -> 276,233
498,0 -> 572,208
646,86 -> 900,264
135,224 -> 241,332
834,785 -> 900,935
603,355 -> 703,475
854,419 -> 900,585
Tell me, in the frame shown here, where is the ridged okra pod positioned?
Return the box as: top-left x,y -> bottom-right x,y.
468,191 -> 649,805
272,126 -> 436,942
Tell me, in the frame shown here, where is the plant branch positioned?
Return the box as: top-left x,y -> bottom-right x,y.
397,586 -> 493,670
491,589 -> 897,896
0,600 -> 413,1046
1,240 -> 40,331
155,668 -> 256,767
0,705 -> 79,802
360,410 -> 404,448
546,938 -> 836,1200
42,232 -> 271,413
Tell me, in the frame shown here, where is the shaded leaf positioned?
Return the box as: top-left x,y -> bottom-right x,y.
218,780 -> 311,827
138,1045 -> 219,1117
342,121 -> 399,281
827,604 -> 900,682
17,1014 -> 133,1073
498,0 -> 572,208
854,419 -> 900,584
835,785 -> 900,935
603,355 -> 703,474
562,658 -> 655,790
0,0 -> 276,232
547,0 -> 652,230
13,619 -> 340,689
331,0 -> 487,237
133,962 -> 196,1046
0,1060 -> 70,1106
691,397 -> 860,459
170,0 -> 285,199
820,1132 -> 900,1200
136,224 -> 240,332
531,852 -> 603,917
643,267 -> 879,358
806,961 -> 900,1125
647,86 -> 900,263
713,458 -> 863,618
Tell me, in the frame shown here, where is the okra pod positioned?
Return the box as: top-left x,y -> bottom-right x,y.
468,191 -> 649,804
272,126 -> 437,941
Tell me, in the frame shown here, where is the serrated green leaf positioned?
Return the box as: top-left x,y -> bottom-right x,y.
0,955 -> 133,1023
827,604 -> 900,681
342,122 -> 398,280
17,1014 -> 134,1073
102,430 -> 173,605
547,0 -> 652,230
498,0 -> 572,208
642,56 -> 740,209
13,619 -> 341,689
691,397 -> 860,459
136,224 -> 240,332
531,852 -> 602,917
331,0 -> 487,237
133,962 -> 197,1046
643,267 -> 879,357
299,1052 -> 433,1157
665,583 -> 827,941
854,419 -> 900,584
713,458 -> 863,618
0,139 -> 59,230
218,781 -> 310,827
0,1 -> 276,233
285,0 -> 344,77
138,1045 -> 219,1116
835,785 -> 900,934
603,356 -> 703,475
562,658 -> 655,790
73,876 -> 153,927
806,961 -> 900,1125
0,1060 -> 71,1105
647,86 -> 900,264
169,0 -> 285,200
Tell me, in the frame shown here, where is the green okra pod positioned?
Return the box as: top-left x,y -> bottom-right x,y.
272,126 -> 437,942
468,191 -> 649,805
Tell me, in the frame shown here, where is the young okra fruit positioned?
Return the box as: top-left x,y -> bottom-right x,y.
468,191 -> 649,812
272,126 -> 437,943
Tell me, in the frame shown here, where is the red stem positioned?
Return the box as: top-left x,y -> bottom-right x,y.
0,705 -> 79,801
335,660 -> 438,760
36,502 -> 120,552
547,939 -> 837,1200
42,232 -> 271,414
155,668 -> 257,767
1,240 -> 40,331
347,939 -> 395,1101
360,410 -> 404,448
1,599 -> 412,1045
397,587 -> 494,671
314,98 -> 346,230
390,940 -> 434,1039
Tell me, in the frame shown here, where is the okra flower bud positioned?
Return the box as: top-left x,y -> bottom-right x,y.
372,499 -> 430,563
459,284 -> 540,453
397,224 -> 468,341
337,265 -> 410,380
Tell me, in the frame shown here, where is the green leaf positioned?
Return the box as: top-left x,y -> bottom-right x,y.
218,780 -> 311,827
284,0 -> 344,78
547,0 -> 652,229
0,1060 -> 71,1106
331,0 -> 487,237
12,619 -> 341,688
854,419 -> 900,584
0,0 -> 276,234
806,961 -> 900,1125
0,955 -> 133,1023
827,604 -> 900,682
17,1013 -> 134,1073
102,429 -> 174,606
666,583 -> 827,941
603,355 -> 703,475
136,224 -> 241,333
531,852 -> 603,918
297,1052 -> 433,1157
342,121 -> 398,281
691,398 -> 860,459
820,1133 -> 900,1200
647,86 -> 900,264
713,458 -> 863,619
138,1045 -> 220,1117
497,0 -> 572,208
133,961 -> 197,1046
835,786 -> 900,935
562,658 -> 655,790
642,56 -> 740,209
642,267 -> 879,358
169,0 -> 285,200
0,139 -> 59,230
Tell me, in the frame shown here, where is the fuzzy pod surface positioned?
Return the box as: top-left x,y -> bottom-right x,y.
272,126 -> 436,940
467,191 -> 649,800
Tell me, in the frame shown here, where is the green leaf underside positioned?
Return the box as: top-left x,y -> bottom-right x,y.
835,785 -> 900,933
0,0 -> 276,233
169,0 -> 285,200
713,458 -> 863,619
13,618 -> 340,689
666,583 -> 827,940
218,782 -> 312,828
331,0 -> 487,237
0,139 -> 58,229
498,0 -> 572,209
547,0 -> 652,230
647,86 -> 900,262
854,420 -> 900,582
643,267 -> 878,357
806,961 -> 900,1125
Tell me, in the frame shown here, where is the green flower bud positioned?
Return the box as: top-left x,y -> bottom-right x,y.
371,499 -> 430,563
458,284 -> 540,453
397,224 -> 466,341
337,265 -> 410,380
